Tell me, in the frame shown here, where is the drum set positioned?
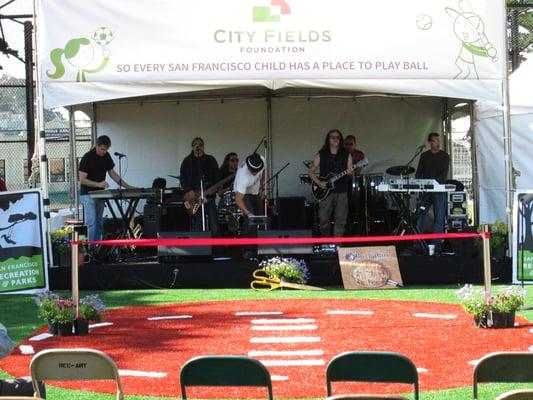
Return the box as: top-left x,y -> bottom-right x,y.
217,190 -> 243,235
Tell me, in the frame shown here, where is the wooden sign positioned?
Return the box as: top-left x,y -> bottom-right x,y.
337,246 -> 403,289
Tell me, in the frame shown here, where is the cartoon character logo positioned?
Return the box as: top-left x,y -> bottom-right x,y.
253,0 -> 291,22
47,27 -> 115,82
445,0 -> 497,79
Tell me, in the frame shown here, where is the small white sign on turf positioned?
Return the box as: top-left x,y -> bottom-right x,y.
338,246 -> 402,289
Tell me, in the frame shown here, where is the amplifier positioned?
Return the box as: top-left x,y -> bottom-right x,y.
258,230 -> 313,255
143,203 -> 189,238
447,191 -> 467,218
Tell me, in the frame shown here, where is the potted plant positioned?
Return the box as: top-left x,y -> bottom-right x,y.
34,291 -> 61,334
75,294 -> 106,335
259,257 -> 310,284
477,220 -> 508,260
50,226 -> 72,267
34,292 -> 76,335
457,284 -> 527,328
53,299 -> 76,336
50,227 -> 86,267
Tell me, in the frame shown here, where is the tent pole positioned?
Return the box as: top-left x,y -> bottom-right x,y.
266,94 -> 273,214
68,106 -> 78,213
501,0 -> 514,251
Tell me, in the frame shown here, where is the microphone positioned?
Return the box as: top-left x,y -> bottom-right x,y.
418,144 -> 426,150
114,152 -> 126,158
263,136 -> 268,147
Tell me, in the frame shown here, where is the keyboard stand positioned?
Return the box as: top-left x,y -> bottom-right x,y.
390,192 -> 427,252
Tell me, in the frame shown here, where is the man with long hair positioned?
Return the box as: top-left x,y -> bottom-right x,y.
308,129 -> 353,237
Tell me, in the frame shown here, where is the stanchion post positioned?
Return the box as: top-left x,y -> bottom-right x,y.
482,224 -> 493,327
71,229 -> 79,319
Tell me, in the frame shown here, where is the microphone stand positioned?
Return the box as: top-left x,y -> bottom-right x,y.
266,162 -> 290,224
197,155 -> 206,232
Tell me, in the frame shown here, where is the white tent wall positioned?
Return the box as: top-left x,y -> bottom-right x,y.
95,95 -> 442,200
474,57 -> 533,224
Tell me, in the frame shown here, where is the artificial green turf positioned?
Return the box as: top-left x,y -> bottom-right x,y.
2,286 -> 533,399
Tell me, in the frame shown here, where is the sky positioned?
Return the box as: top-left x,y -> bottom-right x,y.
0,0 -> 34,78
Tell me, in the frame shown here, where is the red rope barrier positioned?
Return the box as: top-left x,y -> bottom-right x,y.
74,232 -> 486,247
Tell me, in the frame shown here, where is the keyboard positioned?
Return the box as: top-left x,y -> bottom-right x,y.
377,179 -> 456,193
88,188 -> 161,200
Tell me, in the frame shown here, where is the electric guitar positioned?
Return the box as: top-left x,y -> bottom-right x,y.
311,159 -> 368,201
183,172 -> 236,216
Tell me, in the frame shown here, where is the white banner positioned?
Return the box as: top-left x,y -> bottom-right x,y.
38,0 -> 505,84
0,190 -> 49,294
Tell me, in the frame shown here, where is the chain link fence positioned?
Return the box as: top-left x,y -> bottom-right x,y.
0,77 -> 92,211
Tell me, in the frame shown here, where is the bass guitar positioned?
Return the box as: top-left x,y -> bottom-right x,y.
183,172 -> 236,216
311,159 -> 368,201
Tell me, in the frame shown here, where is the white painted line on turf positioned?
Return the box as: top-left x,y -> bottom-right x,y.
236,311 -> 283,316
252,318 -> 315,324
89,322 -> 114,328
29,333 -> 53,341
326,310 -> 374,315
19,345 -> 35,355
259,359 -> 325,366
119,369 -> 167,378
249,350 -> 325,357
271,375 -> 289,381
252,324 -> 317,331
147,315 -> 192,321
250,336 -> 321,343
412,313 -> 457,319
529,328 -> 533,334
417,367 -> 428,373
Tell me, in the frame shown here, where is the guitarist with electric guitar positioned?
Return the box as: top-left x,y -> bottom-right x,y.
180,137 -> 221,235
308,129 -> 354,237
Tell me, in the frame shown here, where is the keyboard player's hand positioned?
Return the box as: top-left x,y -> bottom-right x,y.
97,181 -> 109,189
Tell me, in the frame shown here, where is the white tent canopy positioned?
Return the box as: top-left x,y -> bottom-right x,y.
35,0 -> 511,220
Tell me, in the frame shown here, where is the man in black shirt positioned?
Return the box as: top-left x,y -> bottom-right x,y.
308,129 -> 353,237
415,132 -> 450,252
180,137 -> 220,235
79,135 -> 133,242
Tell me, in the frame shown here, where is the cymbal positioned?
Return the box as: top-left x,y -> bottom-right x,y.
168,174 -> 181,179
386,165 -> 415,176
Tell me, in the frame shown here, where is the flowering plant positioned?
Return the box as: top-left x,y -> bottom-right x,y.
457,285 -> 527,319
79,294 -> 106,322
50,226 -> 72,256
34,292 -> 75,324
50,226 -> 87,256
477,220 -> 508,251
259,257 -> 310,284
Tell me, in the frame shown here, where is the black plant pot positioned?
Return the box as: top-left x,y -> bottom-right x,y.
474,311 -> 515,328
74,318 -> 89,335
57,322 -> 73,336
47,321 -> 58,335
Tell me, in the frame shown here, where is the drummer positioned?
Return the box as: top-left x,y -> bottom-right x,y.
344,134 -> 369,236
218,152 -> 239,197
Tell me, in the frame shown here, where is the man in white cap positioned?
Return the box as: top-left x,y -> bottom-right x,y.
234,152 -> 265,259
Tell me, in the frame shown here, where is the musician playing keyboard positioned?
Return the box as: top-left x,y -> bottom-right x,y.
79,135 -> 134,243
415,132 -> 450,254
308,129 -> 353,237
179,137 -> 220,235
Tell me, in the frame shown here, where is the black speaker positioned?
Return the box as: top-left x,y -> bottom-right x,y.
277,196 -> 307,229
143,203 -> 189,238
258,229 -> 313,255
157,231 -> 212,257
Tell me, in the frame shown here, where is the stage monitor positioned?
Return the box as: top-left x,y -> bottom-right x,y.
157,231 -> 212,257
258,230 -> 313,255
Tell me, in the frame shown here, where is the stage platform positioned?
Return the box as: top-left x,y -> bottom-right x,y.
48,248 -> 512,290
